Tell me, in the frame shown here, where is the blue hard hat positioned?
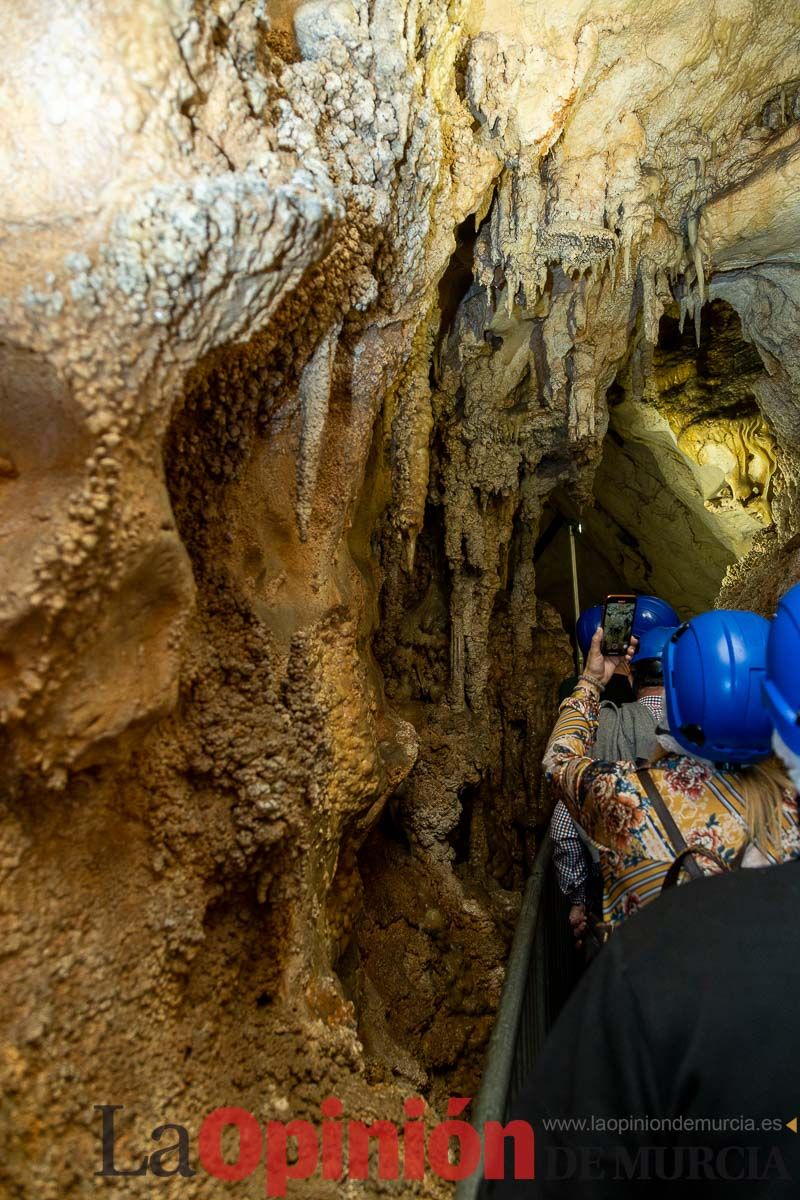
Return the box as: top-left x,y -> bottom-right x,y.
576,604 -> 604,656
632,595 -> 681,639
663,609 -> 772,764
577,595 -> 680,657
763,581 -> 800,756
631,625 -> 677,664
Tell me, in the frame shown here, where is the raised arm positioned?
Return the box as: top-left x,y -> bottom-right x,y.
543,629 -> 648,854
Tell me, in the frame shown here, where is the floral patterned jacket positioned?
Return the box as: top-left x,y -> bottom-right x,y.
544,678 -> 800,928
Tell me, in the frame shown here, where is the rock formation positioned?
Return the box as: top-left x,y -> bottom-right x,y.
1,1 -> 799,1195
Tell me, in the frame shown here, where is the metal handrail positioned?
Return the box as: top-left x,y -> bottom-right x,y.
456,833 -> 573,1200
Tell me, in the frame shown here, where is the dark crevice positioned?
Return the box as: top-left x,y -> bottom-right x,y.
438,214 -> 479,342
448,786 -> 476,866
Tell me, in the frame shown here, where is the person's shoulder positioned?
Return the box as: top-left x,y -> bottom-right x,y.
615,860 -> 800,966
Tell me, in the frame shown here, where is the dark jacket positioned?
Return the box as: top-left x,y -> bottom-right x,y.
493,861 -> 800,1197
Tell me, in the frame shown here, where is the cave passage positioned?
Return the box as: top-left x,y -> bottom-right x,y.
331,288 -> 783,1109
536,298 -> 772,650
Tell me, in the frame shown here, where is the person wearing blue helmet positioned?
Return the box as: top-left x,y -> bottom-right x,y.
543,614 -> 800,929
661,610 -> 774,765
494,597 -> 800,1199
575,603 -> 605,659
631,594 -> 681,640
563,595 -> 680,707
630,622 -> 676,674
763,580 -> 800,791
551,624 -> 676,948
575,595 -> 680,657
565,603 -> 634,707
661,609 -> 800,866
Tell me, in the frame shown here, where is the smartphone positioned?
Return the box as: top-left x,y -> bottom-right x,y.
602,594 -> 637,656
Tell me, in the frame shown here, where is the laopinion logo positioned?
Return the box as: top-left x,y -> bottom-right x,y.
95,1098 -> 535,1195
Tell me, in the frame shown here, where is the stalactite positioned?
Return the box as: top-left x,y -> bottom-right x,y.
296,322 -> 342,542
389,317 -> 436,574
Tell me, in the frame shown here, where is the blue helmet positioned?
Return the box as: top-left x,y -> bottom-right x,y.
763,581 -> 800,756
632,595 -> 681,639
577,595 -> 680,658
631,624 -> 677,665
576,604 -> 604,657
663,610 -> 772,764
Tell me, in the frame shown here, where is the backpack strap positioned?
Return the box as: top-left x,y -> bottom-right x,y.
661,846 -> 730,891
638,766 -> 704,884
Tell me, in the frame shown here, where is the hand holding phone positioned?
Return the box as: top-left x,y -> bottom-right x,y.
601,594 -> 637,656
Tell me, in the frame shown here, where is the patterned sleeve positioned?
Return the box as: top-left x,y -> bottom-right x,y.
543,680 -> 649,854
550,800 -> 588,904
780,790 -> 800,861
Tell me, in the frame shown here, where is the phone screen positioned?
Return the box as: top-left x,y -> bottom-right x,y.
602,596 -> 637,655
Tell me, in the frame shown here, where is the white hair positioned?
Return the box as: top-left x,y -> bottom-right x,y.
773,730 -> 800,792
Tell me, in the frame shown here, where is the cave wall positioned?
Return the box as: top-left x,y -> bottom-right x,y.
2,2 -> 800,1195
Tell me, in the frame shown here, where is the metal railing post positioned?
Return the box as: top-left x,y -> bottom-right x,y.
568,522 -> 583,672
455,834 -> 554,1200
